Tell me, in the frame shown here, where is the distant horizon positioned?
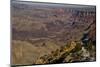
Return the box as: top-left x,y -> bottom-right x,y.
11,0 -> 96,12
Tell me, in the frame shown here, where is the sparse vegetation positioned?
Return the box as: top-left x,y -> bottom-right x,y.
35,40 -> 95,64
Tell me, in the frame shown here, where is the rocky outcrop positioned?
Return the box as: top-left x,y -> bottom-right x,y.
34,40 -> 96,64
